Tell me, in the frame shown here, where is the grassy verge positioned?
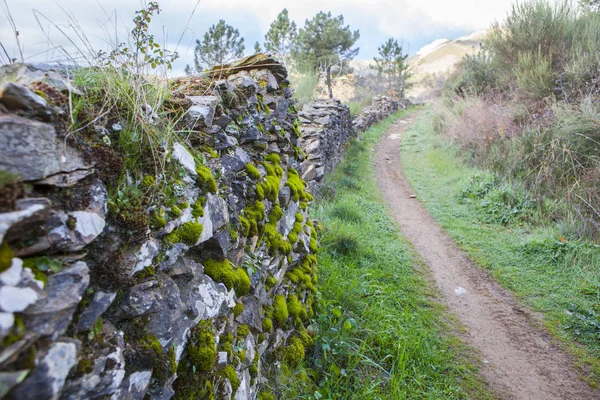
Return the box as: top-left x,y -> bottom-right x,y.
400,107 -> 600,386
278,110 -> 493,399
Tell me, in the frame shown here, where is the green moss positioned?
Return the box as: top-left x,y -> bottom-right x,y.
179,201 -> 189,209
295,213 -> 304,223
265,153 -> 281,164
233,303 -> 244,317
203,259 -> 250,297
178,222 -> 204,245
239,216 -> 251,237
265,276 -> 277,290
264,224 -> 292,256
284,337 -> 305,368
187,320 -> 216,372
249,354 -> 259,378
257,175 -> 281,202
273,294 -> 289,325
150,209 -> 167,229
76,358 -> 94,376
237,324 -> 250,339
0,242 -> 14,272
139,335 -> 176,382
287,294 -> 302,317
202,145 -> 218,158
286,169 -> 313,203
257,123 -> 265,134
171,205 -> 182,218
192,199 -> 204,218
196,165 -> 217,194
163,231 -> 180,246
258,333 -> 265,343
220,365 -> 240,393
287,221 -> 304,245
292,119 -> 302,138
262,317 -> 273,331
258,391 -> 276,400
218,332 -> 233,357
245,163 -> 261,180
242,201 -> 265,237
299,201 -> 308,210
229,227 -> 239,242
142,175 -> 155,187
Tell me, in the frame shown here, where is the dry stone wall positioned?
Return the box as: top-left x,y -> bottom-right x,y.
299,96 -> 400,190
0,56 -> 318,400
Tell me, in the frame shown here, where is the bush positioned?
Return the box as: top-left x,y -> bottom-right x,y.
292,69 -> 318,107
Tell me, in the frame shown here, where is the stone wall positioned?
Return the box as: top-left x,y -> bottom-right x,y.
352,96 -> 399,132
298,96 -> 400,190
297,99 -> 354,190
0,56 -> 318,400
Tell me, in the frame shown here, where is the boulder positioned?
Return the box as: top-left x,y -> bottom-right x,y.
185,96 -> 219,128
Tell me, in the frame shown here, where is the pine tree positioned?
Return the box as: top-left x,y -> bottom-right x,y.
373,38 -> 410,98
254,41 -> 262,54
188,20 -> 245,72
264,9 -> 297,65
293,12 -> 359,99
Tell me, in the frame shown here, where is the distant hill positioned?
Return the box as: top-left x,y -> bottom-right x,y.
408,30 -> 489,99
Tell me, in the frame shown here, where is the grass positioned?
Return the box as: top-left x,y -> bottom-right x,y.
276,109 -> 494,399
401,107 -> 600,386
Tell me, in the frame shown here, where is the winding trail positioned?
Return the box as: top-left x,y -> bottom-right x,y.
374,113 -> 598,400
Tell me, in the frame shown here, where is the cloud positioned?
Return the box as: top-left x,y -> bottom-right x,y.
0,0 -> 518,74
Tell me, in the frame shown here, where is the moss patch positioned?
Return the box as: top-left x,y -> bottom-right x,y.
203,259 -> 250,297
0,242 -> 14,273
273,294 -> 289,325
196,165 -> 217,194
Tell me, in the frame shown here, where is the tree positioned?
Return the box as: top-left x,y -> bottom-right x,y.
264,9 -> 297,65
188,20 -> 245,72
254,41 -> 262,54
293,12 -> 359,99
373,38 -> 410,99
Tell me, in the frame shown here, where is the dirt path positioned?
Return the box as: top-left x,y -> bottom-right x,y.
374,114 -> 598,400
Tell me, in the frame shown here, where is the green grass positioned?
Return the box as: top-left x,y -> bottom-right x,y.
401,107 -> 600,386
276,110 -> 493,399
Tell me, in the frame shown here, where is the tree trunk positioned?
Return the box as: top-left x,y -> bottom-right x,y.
326,66 -> 333,99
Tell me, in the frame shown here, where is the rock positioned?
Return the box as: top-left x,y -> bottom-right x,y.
239,126 -> 262,144
75,291 -> 117,332
131,239 -> 160,275
0,370 -> 29,398
65,211 -> 106,251
274,98 -> 289,122
0,286 -> 40,313
120,280 -> 162,317
278,202 -> 299,237
0,63 -> 82,94
214,114 -> 233,128
234,369 -> 251,400
185,96 -> 219,128
60,324 -> 125,399
7,338 -> 80,400
0,82 -> 48,112
0,115 -> 91,183
111,371 -> 152,400
0,198 -> 50,243
23,262 -> 90,339
171,143 -> 197,176
0,312 -> 15,335
215,132 -> 238,150
217,352 -> 228,368
236,297 -> 262,332
221,147 -> 251,173
0,257 -> 23,286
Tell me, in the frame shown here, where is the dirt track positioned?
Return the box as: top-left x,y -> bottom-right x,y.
374,113 -> 598,400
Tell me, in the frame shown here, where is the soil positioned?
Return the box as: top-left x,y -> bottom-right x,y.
374,113 -> 599,400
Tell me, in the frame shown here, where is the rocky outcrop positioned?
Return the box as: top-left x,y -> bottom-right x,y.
0,55 -> 317,400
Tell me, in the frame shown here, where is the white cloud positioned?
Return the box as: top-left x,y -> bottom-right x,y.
0,0 -> 518,71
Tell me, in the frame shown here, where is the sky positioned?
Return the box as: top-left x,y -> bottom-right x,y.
0,0 -> 518,76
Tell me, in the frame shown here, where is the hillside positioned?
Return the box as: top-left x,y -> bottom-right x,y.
408,30 -> 488,99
